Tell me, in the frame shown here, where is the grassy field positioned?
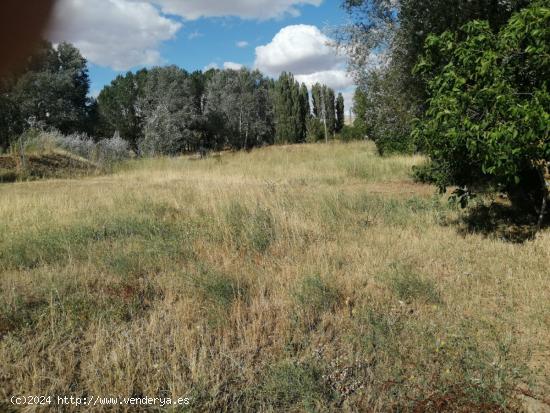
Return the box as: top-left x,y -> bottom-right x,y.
0,141 -> 548,412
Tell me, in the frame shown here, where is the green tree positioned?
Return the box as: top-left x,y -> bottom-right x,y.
298,83 -> 310,142
413,2 -> 550,224
0,93 -> 21,150
205,68 -> 274,149
138,66 -> 198,155
97,69 -> 148,148
311,83 -> 322,118
363,67 -> 417,154
352,87 -> 368,137
336,92 -> 345,133
310,83 -> 336,142
324,87 -> 336,136
274,72 -> 302,144
10,41 -> 91,134
336,0 -> 531,153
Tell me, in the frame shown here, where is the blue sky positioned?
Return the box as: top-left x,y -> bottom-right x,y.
48,0 -> 355,107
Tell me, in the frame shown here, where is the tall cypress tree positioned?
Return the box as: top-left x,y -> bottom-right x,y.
324,86 -> 336,136
291,79 -> 302,143
311,83 -> 322,118
335,92 -> 345,133
274,72 -> 290,144
274,72 -> 303,144
298,83 -> 310,142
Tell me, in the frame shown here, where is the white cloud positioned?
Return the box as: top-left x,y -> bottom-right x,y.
236,41 -> 249,48
295,70 -> 353,90
142,0 -> 323,20
223,61 -> 244,70
255,25 -> 343,77
204,62 -> 219,71
254,24 -> 354,98
340,87 -> 356,117
48,0 -> 181,71
188,30 -> 203,40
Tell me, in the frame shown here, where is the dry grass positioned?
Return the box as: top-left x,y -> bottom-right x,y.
0,141 -> 548,412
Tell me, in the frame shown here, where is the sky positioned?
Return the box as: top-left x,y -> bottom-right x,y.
46,0 -> 356,110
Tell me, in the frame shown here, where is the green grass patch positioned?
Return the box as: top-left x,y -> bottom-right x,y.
293,275 -> 341,330
190,267 -> 248,309
387,266 -> 441,305
0,276 -> 162,337
224,202 -> 276,253
0,215 -> 187,270
259,360 -> 333,411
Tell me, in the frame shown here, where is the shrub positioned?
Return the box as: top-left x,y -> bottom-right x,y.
12,128 -> 131,165
338,125 -> 361,142
95,132 -> 131,163
306,116 -> 325,143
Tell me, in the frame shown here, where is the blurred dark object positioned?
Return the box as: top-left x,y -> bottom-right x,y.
0,0 -> 56,75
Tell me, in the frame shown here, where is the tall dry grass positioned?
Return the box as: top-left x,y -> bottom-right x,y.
0,141 -> 548,412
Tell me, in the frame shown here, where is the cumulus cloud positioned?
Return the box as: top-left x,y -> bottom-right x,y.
48,0 -> 181,71
295,70 -> 353,90
143,0 -> 323,20
255,25 -> 344,77
223,62 -> 245,70
255,24 -> 354,96
204,62 -> 219,71
236,41 -> 249,48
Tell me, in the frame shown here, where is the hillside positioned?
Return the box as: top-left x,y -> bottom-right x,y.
0,142 -> 548,412
0,150 -> 98,182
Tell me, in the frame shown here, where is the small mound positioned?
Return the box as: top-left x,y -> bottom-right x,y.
0,150 -> 98,182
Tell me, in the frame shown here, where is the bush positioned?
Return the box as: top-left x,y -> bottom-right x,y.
338,125 -> 362,142
306,117 -> 325,143
95,132 -> 131,163
412,160 -> 449,186
12,128 -> 131,165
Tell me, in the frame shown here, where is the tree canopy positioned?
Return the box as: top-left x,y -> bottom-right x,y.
413,1 -> 549,214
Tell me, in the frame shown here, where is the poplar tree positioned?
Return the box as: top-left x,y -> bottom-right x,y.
274,72 -> 302,144
311,83 -> 322,118
324,86 -> 336,136
336,92 -> 345,133
299,83 -> 310,142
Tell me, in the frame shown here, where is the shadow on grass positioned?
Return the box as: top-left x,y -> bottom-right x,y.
455,202 -> 545,243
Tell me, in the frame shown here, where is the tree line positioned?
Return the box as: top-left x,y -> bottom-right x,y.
0,41 -> 346,155
341,0 -> 549,218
